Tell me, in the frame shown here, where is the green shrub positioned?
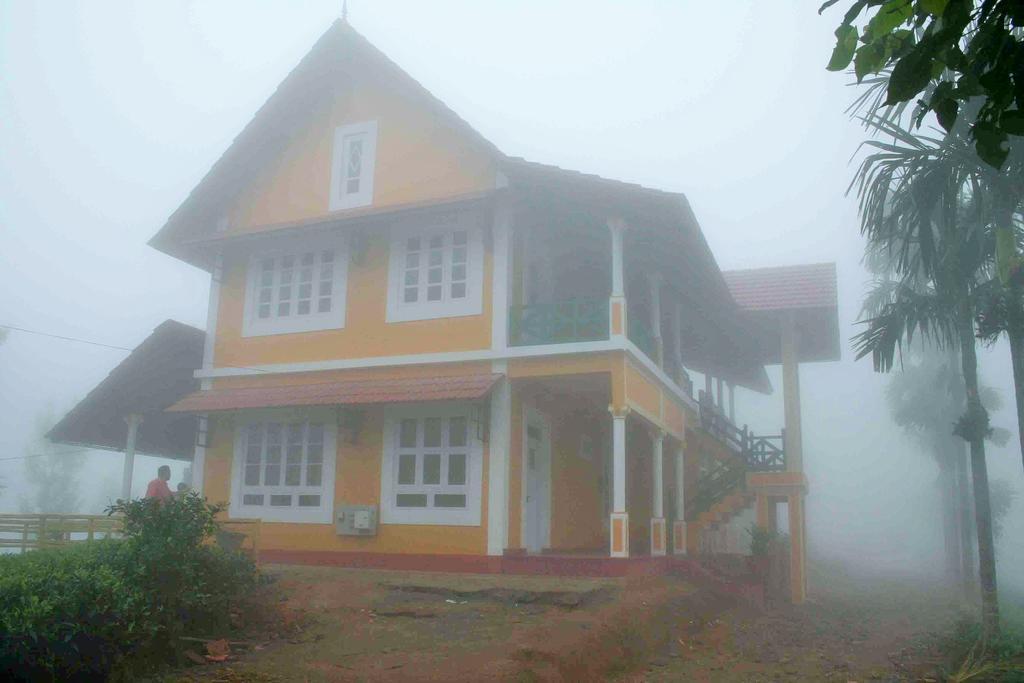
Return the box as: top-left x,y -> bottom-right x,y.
0,493 -> 258,682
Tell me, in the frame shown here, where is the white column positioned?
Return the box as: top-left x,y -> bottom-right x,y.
608,218 -> 627,341
651,430 -> 666,556
191,415 -> 208,495
491,198 -> 513,351
671,303 -> 684,377
610,411 -> 629,558
652,432 -> 664,519
121,414 -> 143,500
487,371 -> 512,555
673,442 -> 687,555
647,274 -> 663,367
612,415 -> 626,512
609,218 -> 626,299
200,252 -> 223,391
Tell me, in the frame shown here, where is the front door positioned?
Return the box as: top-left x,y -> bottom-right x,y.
523,408 -> 551,553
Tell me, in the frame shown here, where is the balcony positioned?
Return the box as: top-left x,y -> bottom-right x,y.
508,299 -> 609,347
627,316 -> 657,360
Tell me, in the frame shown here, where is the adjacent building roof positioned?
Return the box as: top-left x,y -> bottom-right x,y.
167,373 -> 503,413
723,263 -> 841,364
48,320 -> 205,460
723,263 -> 838,312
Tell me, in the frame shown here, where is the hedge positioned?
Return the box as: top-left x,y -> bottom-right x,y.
0,493 -> 257,682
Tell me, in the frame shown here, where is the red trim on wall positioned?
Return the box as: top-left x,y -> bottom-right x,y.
260,550 -> 671,578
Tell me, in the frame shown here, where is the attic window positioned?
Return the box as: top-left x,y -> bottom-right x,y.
330,121 -> 377,211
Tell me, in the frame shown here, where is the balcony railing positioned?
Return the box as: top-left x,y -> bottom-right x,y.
627,317 -> 657,360
509,299 -> 609,347
745,434 -> 786,472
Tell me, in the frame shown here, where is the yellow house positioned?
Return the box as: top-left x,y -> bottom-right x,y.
56,20 -> 840,603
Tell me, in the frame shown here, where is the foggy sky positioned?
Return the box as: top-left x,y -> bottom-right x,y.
0,1 -> 1020,589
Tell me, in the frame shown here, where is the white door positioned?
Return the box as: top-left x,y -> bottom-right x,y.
523,409 -> 551,553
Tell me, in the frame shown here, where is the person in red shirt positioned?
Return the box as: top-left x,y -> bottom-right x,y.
144,465 -> 173,501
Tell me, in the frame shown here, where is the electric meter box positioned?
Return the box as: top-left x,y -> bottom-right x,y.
335,505 -> 378,536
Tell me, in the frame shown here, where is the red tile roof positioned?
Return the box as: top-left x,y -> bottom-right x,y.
722,263 -> 837,312
167,373 -> 502,413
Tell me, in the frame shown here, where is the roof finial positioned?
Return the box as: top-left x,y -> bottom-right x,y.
342,0 -> 348,21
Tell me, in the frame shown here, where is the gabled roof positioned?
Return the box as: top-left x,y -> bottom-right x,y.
48,320 -> 204,460
149,19 -> 500,267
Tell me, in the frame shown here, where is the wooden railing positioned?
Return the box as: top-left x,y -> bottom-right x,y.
509,299 -> 609,346
686,458 -> 746,519
0,514 -> 123,552
746,434 -> 787,472
0,514 -> 262,564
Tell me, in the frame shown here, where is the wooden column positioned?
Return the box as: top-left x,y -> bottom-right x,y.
780,312 -> 803,471
788,493 -> 808,604
121,414 -> 143,500
728,382 -> 736,423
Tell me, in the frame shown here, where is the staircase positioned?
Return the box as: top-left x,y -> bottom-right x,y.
687,395 -> 787,555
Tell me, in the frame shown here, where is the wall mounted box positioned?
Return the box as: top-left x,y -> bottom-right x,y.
335,505 -> 378,536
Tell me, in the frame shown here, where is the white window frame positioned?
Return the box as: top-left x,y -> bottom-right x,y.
241,235 -> 349,337
229,410 -> 337,524
329,120 -> 377,211
385,212 -> 484,323
380,403 -> 483,526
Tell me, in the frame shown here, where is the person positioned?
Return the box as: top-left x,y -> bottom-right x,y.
176,482 -> 190,497
144,465 -> 173,501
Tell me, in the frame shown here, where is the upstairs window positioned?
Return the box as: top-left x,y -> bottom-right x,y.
329,121 -> 377,211
242,238 -> 348,337
386,212 -> 484,323
231,416 -> 336,523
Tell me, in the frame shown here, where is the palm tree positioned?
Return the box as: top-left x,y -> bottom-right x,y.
853,122 -> 1002,637
883,342 -> 1008,593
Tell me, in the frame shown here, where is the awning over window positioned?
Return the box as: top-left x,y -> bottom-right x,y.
166,373 -> 503,413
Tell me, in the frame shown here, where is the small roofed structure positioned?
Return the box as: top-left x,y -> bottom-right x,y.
48,320 -> 205,498
721,262 -> 840,605
723,263 -> 840,365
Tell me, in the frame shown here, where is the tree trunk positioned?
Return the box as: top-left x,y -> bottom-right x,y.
958,306 -> 1001,638
1007,304 -> 1024,474
955,440 -> 976,599
937,454 -> 962,585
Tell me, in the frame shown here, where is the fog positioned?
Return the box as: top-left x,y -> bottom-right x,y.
0,1 -> 1020,592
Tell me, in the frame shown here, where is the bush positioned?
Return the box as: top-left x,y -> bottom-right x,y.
0,493 -> 258,682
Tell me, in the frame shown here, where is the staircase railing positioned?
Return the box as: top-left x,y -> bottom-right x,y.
745,434 -> 787,472
685,457 -> 746,520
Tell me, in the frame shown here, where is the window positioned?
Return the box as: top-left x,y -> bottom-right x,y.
329,121 -> 377,211
230,416 -> 336,523
381,407 -> 482,526
242,238 -> 348,337
386,213 -> 484,322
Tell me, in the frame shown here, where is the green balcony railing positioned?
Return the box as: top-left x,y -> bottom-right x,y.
509,299 -> 609,347
627,317 -> 657,360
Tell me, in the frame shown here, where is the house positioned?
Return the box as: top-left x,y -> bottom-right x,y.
53,20 -> 839,603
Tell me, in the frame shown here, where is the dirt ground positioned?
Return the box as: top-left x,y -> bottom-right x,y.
163,563 -> 984,683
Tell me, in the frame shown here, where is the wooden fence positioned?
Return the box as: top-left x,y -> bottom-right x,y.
0,514 -> 262,563
0,513 -> 123,552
